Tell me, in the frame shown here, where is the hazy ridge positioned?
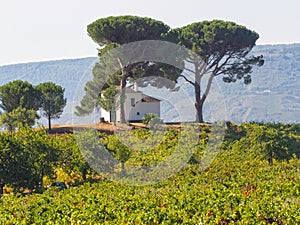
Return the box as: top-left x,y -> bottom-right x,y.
0,43 -> 299,125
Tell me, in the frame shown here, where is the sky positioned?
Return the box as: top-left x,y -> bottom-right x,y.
0,0 -> 300,66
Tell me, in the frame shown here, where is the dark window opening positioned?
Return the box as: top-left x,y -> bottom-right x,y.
131,98 -> 135,107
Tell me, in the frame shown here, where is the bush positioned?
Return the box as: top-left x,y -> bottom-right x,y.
142,113 -> 162,126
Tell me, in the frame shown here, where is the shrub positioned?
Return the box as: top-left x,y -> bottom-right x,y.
142,113 -> 162,126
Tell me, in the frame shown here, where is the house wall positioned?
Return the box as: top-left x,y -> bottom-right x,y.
100,91 -> 160,122
100,108 -> 111,122
128,102 -> 160,121
123,92 -> 143,121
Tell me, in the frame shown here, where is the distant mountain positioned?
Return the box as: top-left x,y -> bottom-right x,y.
0,57 -> 97,125
221,43 -> 300,123
0,43 -> 299,125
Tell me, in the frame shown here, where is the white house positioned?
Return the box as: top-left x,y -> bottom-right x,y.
99,85 -> 160,123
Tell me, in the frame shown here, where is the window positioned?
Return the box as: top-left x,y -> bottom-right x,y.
131,98 -> 135,107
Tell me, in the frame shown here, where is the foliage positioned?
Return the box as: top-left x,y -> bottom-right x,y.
101,134 -> 131,173
0,132 -> 32,194
76,15 -> 182,120
36,82 -> 67,131
0,122 -> 299,224
0,80 -> 40,112
142,113 -> 164,130
175,20 -> 264,122
231,123 -> 290,165
97,85 -> 120,112
14,127 -> 59,190
73,129 -> 115,178
0,127 -> 58,192
55,133 -> 94,181
0,133 -> 299,224
1,44 -> 300,124
0,80 -> 67,131
74,79 -> 103,116
148,117 -> 164,129
87,15 -> 171,46
0,107 -> 40,131
124,128 -> 180,167
142,113 -> 158,125
78,18 -> 265,124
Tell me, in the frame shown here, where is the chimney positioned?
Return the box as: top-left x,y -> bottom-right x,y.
133,82 -> 138,92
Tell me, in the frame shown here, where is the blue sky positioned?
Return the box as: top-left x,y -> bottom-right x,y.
1,0 -> 299,65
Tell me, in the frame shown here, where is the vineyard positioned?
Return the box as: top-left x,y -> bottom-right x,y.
0,122 -> 300,224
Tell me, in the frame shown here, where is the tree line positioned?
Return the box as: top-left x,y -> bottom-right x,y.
0,80 -> 66,131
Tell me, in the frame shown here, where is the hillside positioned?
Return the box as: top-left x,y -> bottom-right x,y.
0,43 -> 299,125
1,122 -> 300,224
0,57 -> 97,125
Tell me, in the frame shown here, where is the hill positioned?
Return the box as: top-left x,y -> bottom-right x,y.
1,122 -> 300,224
0,43 -> 299,125
0,57 -> 97,125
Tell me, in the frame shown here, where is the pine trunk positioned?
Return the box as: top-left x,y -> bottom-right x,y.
48,115 -> 51,131
194,83 -> 204,123
194,73 -> 214,123
119,76 -> 126,123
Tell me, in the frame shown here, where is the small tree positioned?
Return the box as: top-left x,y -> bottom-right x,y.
0,80 -> 40,130
142,113 -> 163,128
36,82 -> 66,131
98,85 -> 120,124
0,107 -> 40,131
0,80 -> 40,112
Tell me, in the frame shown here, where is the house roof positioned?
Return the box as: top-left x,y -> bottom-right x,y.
114,86 -> 160,102
124,87 -> 142,93
141,94 -> 161,102
115,86 -> 141,93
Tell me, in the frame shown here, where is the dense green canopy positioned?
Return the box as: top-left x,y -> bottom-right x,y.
87,15 -> 171,46
0,80 -> 40,113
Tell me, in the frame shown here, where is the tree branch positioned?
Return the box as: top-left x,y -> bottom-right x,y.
212,52 -> 235,76
183,66 -> 196,75
179,74 -> 195,86
201,73 -> 214,103
206,46 -> 227,72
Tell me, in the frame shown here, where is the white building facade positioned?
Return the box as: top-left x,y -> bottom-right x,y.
100,87 -> 160,123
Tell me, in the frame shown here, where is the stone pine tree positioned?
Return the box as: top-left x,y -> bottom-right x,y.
0,80 -> 40,130
36,82 -> 66,131
0,80 -> 40,112
175,20 -> 264,122
76,15 -> 182,123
